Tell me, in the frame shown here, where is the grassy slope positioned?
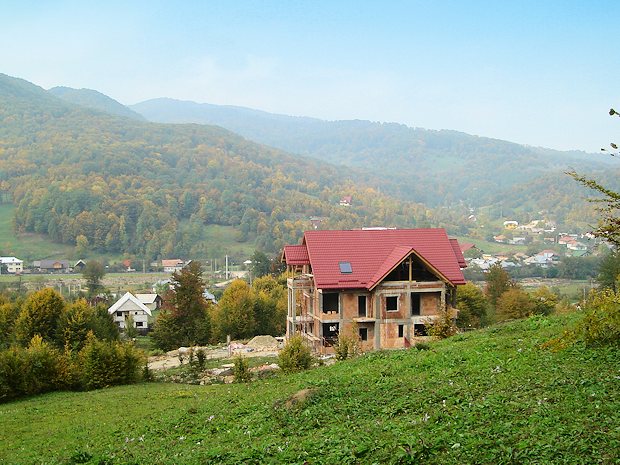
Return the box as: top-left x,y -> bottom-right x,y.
2,314 -> 619,464
0,204 -> 75,261
0,203 -> 254,265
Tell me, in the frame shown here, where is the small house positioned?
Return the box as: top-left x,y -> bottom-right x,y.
107,292 -> 153,333
0,257 -> 23,274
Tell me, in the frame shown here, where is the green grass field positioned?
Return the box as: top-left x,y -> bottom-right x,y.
451,234 -> 529,255
2,313 -> 619,464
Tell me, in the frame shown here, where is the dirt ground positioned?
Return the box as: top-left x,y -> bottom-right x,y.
148,336 -> 281,370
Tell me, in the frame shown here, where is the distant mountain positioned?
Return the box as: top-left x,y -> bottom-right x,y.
0,73 -> 429,259
132,98 -> 616,214
49,86 -> 145,121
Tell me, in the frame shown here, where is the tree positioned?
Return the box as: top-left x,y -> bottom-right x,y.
252,275 -> 287,336
567,108 -> 620,246
495,288 -> 536,322
456,282 -> 489,329
82,260 -> 106,297
213,279 -> 256,341
597,250 -> 620,291
152,261 -> 211,350
15,288 -> 66,347
531,286 -> 558,316
249,250 -> 272,279
484,264 -> 515,309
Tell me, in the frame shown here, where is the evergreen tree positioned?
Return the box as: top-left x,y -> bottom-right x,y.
152,261 -> 211,350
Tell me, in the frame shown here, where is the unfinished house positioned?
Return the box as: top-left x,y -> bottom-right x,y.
282,229 -> 466,353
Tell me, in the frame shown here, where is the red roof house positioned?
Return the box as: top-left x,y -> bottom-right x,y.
282,228 -> 466,353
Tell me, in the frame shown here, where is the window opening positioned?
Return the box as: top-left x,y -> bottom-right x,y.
386,296 -> 398,312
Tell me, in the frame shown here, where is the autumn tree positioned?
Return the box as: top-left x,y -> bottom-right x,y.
212,279 -> 256,341
456,282 -> 489,329
14,288 -> 66,347
495,288 -> 536,322
152,261 -> 211,350
252,275 -> 287,335
0,301 -> 20,349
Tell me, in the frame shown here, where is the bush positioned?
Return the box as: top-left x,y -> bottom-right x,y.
80,334 -> 145,390
233,355 -> 251,383
278,335 -> 312,373
23,335 -> 62,396
334,327 -> 360,361
578,289 -> 620,347
0,346 -> 28,401
426,307 -> 457,339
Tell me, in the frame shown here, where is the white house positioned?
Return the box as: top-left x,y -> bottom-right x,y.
0,257 -> 23,274
162,259 -> 190,273
107,292 -> 153,332
135,293 -> 163,312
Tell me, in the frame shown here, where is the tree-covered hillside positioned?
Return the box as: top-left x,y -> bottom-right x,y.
49,86 -> 145,121
0,74 -> 428,260
132,98 -> 619,218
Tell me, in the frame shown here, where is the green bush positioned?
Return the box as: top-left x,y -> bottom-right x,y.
80,334 -> 145,390
233,355 -> 251,383
23,335 -> 62,396
278,335 -> 312,373
0,346 -> 28,401
578,289 -> 620,347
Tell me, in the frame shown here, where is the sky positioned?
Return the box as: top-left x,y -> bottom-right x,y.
1,0 -> 618,152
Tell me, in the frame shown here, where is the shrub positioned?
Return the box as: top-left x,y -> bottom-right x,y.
23,335 -> 62,396
195,348 -> 207,371
80,333 -> 145,390
233,355 -> 251,383
426,307 -> 458,339
578,289 -> 620,347
0,346 -> 27,401
278,335 -> 312,373
334,326 -> 360,361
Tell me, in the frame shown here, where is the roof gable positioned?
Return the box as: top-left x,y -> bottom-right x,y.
282,245 -> 310,265
108,292 -> 152,316
287,229 -> 465,289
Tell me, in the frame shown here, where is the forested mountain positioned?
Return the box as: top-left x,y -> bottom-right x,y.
132,98 -> 618,217
49,86 -> 145,121
0,73 -> 430,260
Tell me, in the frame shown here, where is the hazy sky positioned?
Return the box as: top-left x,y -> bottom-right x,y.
1,1 -> 618,152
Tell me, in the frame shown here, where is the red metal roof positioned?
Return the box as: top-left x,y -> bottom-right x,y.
285,229 -> 466,289
282,245 -> 310,265
449,239 -> 467,268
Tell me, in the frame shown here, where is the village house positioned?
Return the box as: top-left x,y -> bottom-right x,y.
162,259 -> 191,273
339,195 -> 352,207
282,228 -> 466,354
107,292 -> 153,333
33,259 -> 71,273
0,256 -> 23,274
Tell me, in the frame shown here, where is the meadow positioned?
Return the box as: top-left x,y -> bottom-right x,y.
1,312 -> 619,464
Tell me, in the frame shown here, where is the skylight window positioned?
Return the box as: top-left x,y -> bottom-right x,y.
339,261 -> 352,274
